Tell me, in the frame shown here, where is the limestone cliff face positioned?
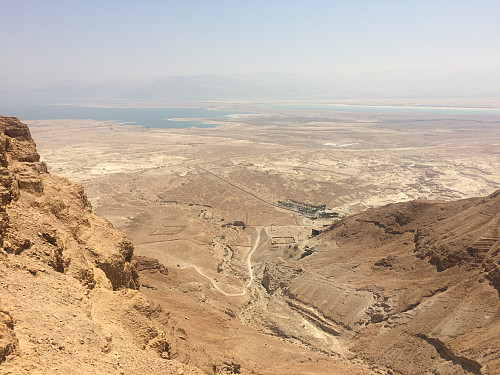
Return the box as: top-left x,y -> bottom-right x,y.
0,116 -> 139,366
0,117 -> 203,375
0,116 -> 139,290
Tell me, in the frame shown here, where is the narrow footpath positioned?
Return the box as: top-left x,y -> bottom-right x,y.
180,227 -> 262,297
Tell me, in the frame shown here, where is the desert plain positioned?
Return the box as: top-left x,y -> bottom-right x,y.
25,100 -> 500,374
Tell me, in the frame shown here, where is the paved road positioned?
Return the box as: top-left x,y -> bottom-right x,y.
180,227 -> 262,297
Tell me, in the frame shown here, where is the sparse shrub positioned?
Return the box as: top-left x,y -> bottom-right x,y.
300,247 -> 314,259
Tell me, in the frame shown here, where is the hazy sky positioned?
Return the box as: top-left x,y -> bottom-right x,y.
1,0 -> 500,91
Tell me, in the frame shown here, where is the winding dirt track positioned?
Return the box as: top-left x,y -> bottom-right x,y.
181,227 -> 262,297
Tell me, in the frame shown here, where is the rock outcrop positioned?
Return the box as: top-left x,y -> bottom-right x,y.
0,116 -> 139,290
262,190 -> 500,374
0,117 -> 203,375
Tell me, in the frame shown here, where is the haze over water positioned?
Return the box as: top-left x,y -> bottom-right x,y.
1,1 -> 499,101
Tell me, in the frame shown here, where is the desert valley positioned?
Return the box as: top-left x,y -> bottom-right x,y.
3,2 -> 500,374
0,99 -> 497,374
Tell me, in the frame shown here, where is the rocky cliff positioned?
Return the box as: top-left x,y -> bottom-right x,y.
0,116 -> 139,290
0,117 -> 203,375
262,190 -> 500,374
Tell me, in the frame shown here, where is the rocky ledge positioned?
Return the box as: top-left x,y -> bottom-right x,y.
0,117 -> 202,375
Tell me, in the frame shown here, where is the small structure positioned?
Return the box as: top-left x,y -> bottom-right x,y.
232,220 -> 246,229
271,236 -> 296,245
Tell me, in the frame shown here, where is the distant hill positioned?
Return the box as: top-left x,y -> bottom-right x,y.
2,67 -> 500,105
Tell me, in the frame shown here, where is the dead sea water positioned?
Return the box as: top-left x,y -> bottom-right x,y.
1,105 -> 242,128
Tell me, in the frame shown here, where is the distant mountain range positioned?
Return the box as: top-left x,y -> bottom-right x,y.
2,68 -> 500,104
